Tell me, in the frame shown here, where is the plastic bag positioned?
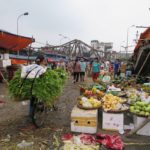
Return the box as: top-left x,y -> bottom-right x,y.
62,134 -> 99,150
78,134 -> 96,145
17,140 -> 34,149
96,134 -> 124,150
61,134 -> 73,141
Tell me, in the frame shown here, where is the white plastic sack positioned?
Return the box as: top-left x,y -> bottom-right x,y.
102,75 -> 111,83
21,64 -> 47,79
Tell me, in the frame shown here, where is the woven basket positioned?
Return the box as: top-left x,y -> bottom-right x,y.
77,103 -> 101,110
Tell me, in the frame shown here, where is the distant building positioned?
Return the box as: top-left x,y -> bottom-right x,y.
111,51 -> 119,60
103,42 -> 113,52
91,40 -> 113,58
91,40 -> 100,49
119,52 -> 133,59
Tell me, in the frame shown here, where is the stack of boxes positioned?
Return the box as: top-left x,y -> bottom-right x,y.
0,53 -> 11,68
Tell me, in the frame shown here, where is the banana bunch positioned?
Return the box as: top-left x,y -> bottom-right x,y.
102,94 -> 125,111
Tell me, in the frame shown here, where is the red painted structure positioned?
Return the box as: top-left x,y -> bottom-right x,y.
0,30 -> 34,51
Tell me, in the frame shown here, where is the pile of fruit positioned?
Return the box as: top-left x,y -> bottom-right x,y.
84,90 -> 94,97
89,84 -> 106,92
102,94 -> 128,112
127,92 -> 139,104
130,101 -> 150,117
83,88 -> 104,99
112,79 -> 123,84
142,83 -> 150,93
78,96 -> 101,109
92,87 -> 104,97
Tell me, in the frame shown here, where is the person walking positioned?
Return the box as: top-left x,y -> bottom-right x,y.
92,58 -> 100,82
73,59 -> 81,83
80,58 -> 86,82
68,60 -> 73,77
113,59 -> 120,79
101,61 -> 105,71
105,60 -> 110,72
20,54 -> 47,130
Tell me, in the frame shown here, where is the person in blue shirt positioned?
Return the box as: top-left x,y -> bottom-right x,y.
113,59 -> 120,78
92,58 -> 100,82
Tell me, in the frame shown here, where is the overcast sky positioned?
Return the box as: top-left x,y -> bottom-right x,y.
1,0 -> 150,51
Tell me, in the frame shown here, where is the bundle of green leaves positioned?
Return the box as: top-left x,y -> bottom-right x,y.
9,68 -> 67,106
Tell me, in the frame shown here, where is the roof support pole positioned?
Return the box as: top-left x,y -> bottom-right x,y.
137,51 -> 150,77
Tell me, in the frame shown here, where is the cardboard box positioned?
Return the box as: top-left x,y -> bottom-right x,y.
133,115 -> 150,136
102,111 -> 124,131
71,105 -> 98,134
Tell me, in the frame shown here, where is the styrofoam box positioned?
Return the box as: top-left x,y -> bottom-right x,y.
3,53 -> 9,59
71,105 -> 98,134
133,115 -> 150,136
0,59 -> 11,67
102,111 -> 124,131
0,54 -> 4,59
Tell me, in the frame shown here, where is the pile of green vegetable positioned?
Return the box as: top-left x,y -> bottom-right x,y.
9,68 -> 67,105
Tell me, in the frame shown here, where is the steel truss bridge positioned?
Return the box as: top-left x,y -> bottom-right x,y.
43,39 -> 108,59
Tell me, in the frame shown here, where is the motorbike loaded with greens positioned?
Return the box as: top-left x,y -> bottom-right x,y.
9,65 -> 67,127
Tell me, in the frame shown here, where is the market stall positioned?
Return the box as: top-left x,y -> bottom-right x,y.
0,30 -> 34,81
71,76 -> 150,137
133,28 -> 150,76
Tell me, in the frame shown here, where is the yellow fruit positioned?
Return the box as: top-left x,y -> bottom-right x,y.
79,101 -> 83,105
92,87 -> 97,94
102,94 -> 125,111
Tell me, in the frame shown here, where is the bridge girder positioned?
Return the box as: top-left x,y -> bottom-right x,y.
48,39 -> 106,59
